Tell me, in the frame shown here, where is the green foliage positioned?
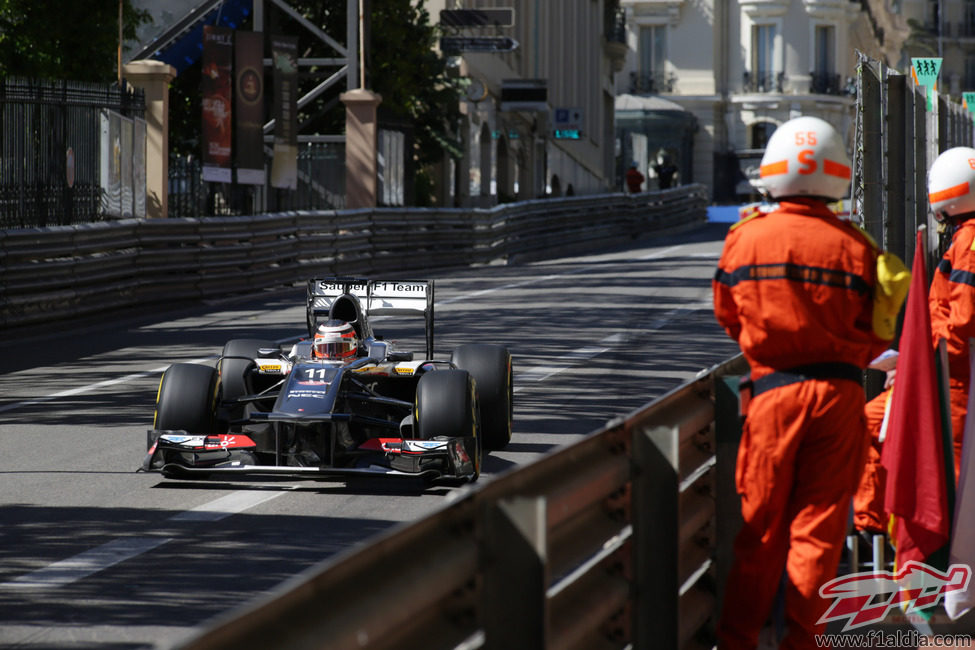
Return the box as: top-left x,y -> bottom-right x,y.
0,0 -> 151,82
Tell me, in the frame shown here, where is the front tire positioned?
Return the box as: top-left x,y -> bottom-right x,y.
451,344 -> 513,451
415,370 -> 481,480
153,363 -> 218,434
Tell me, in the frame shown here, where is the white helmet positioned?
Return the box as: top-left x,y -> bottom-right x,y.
758,116 -> 851,201
928,147 -> 975,222
312,320 -> 358,360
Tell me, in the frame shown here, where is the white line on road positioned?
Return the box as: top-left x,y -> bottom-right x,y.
0,491 -> 286,589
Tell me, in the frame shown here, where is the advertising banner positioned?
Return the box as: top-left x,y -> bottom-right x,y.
201,25 -> 234,183
235,30 -> 265,185
270,34 -> 298,190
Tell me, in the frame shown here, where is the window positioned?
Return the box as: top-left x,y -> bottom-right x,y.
965,56 -> 975,89
966,0 -> 975,36
752,24 -> 775,77
636,25 -> 667,93
750,122 -> 777,149
749,24 -> 777,92
813,25 -> 837,94
814,26 -> 835,75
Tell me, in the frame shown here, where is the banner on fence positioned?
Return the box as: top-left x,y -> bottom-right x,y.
235,30 -> 265,185
270,34 -> 298,190
201,26 -> 234,183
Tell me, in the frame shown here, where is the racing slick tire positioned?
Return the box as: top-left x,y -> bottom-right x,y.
153,363 -> 218,434
217,339 -> 277,422
451,344 -> 513,451
415,370 -> 481,480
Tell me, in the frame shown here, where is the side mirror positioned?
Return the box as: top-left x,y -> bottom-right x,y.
387,352 -> 414,362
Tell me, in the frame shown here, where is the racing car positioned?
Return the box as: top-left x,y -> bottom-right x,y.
141,278 -> 513,483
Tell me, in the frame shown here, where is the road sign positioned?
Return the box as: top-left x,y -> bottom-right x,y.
500,79 -> 547,112
912,57 -> 942,111
964,92 -> 975,115
440,36 -> 519,54
440,8 -> 515,28
553,107 -> 583,130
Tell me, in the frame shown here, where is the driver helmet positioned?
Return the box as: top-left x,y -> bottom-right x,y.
928,146 -> 975,222
758,116 -> 851,201
312,320 -> 358,360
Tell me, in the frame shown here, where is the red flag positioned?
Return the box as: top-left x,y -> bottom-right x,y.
880,230 -> 950,567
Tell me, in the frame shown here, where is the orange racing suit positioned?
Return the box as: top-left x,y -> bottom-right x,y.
713,199 -> 894,649
929,219 -> 975,481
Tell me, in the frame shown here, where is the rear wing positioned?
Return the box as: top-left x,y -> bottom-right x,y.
306,278 -> 435,357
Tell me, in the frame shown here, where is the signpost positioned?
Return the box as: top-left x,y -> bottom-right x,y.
440,8 -> 515,28
440,36 -> 519,54
553,107 -> 584,140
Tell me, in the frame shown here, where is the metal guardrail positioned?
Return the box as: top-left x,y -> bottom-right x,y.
0,185 -> 708,330
174,353 -> 748,650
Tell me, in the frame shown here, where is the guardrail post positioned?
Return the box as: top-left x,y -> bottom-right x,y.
713,373 -> 744,625
632,421 -> 679,649
482,496 -> 547,649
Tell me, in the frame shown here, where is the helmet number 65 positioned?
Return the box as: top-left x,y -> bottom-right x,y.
795,131 -> 818,146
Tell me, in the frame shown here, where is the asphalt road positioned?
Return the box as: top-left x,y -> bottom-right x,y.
0,222 -> 740,649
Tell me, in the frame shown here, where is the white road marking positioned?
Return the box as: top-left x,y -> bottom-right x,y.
3,537 -> 172,589
516,333 -> 626,389
168,490 -> 285,523
1,491 -> 285,589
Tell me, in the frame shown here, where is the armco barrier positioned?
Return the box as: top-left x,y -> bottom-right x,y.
174,354 -> 749,650
0,186 -> 707,330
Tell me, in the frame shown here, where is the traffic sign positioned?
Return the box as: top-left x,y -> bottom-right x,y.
440,36 -> 519,54
964,92 -> 975,115
911,57 -> 942,111
553,107 -> 583,130
441,8 -> 515,28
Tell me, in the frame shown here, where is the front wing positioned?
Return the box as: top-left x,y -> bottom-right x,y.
140,431 -> 477,482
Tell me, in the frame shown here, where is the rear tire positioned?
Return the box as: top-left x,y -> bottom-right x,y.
153,363 -> 217,434
415,370 -> 481,480
217,339 -> 277,422
451,344 -> 513,451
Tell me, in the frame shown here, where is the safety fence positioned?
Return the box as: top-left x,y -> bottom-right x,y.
851,51 -> 973,271
0,185 -> 707,330
0,77 -> 146,229
175,353 -> 749,650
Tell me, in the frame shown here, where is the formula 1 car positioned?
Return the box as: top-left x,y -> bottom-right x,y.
141,278 -> 513,483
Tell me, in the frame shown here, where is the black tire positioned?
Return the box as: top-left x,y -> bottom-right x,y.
153,363 -> 217,434
451,344 -> 513,451
217,338 -> 277,405
415,370 -> 481,480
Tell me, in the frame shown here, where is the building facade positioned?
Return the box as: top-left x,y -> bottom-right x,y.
616,0 -> 902,201
427,0 -> 624,204
899,0 -> 975,97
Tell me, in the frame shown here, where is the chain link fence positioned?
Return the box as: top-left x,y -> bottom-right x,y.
851,51 -> 974,271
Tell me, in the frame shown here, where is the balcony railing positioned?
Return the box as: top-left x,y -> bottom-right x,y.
629,71 -> 676,95
810,72 -> 855,96
605,4 -> 626,44
743,71 -> 784,93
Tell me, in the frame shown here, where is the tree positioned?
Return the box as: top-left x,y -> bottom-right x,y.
0,0 -> 150,83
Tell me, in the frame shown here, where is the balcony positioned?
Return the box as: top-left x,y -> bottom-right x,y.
810,71 -> 854,95
743,70 -> 784,93
629,71 -> 677,95
603,4 -> 627,73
